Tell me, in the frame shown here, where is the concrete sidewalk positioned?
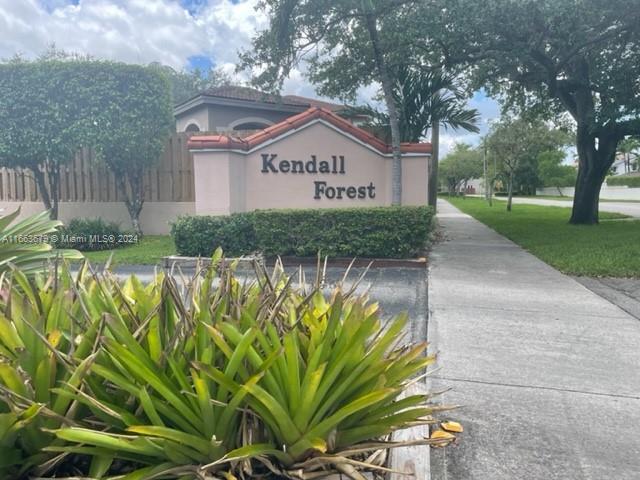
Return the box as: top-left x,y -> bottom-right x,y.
428,200 -> 640,480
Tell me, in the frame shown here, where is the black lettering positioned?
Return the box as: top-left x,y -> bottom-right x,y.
346,186 -> 357,199
336,186 -> 346,199
339,155 -> 345,174
357,186 -> 366,199
314,181 -> 326,199
332,156 -> 338,174
261,153 -> 278,173
280,160 -> 290,173
325,186 -> 336,199
319,161 -> 330,173
367,182 -> 376,199
306,155 -> 318,173
291,160 -> 304,173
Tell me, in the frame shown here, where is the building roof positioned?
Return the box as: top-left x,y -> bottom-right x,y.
174,85 -> 349,116
188,106 -> 431,155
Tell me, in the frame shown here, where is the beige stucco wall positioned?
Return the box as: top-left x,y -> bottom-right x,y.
191,121 -> 428,214
0,201 -> 195,235
177,104 -> 303,133
176,106 -> 210,132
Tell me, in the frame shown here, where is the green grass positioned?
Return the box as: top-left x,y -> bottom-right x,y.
446,197 -> 640,277
81,235 -> 176,265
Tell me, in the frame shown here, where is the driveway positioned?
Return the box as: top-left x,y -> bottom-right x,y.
491,195 -> 640,218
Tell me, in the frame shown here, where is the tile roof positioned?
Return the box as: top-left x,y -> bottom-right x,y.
197,86 -> 307,107
281,94 -> 346,112
180,85 -> 349,111
188,107 -> 431,155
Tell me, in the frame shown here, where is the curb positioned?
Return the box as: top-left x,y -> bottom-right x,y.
162,255 -> 427,270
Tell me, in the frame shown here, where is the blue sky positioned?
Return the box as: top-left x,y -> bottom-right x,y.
3,0 -> 500,154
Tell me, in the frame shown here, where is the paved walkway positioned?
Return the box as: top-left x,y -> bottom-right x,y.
490,195 -> 640,218
428,200 -> 640,480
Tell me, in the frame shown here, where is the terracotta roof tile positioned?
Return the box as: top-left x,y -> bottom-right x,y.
188,107 -> 432,155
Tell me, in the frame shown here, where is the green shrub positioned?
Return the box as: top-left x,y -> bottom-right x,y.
606,175 -> 640,188
0,252 -> 453,479
171,213 -> 256,257
57,217 -> 128,251
171,206 -> 433,259
253,206 -> 433,257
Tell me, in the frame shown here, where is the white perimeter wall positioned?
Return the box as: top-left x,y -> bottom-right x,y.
537,185 -> 640,200
0,201 -> 195,235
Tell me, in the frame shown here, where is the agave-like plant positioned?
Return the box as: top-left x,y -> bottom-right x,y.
0,263 -> 104,478
0,251 -> 455,479
0,207 -> 82,274
50,254 -> 281,479
195,263 -> 449,478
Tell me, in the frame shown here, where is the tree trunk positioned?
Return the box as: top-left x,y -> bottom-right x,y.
116,173 -> 145,236
363,11 -> 402,205
570,129 -> 617,224
570,167 -> 605,224
47,160 -> 60,220
506,170 -> 514,212
32,162 -> 60,220
428,120 -> 440,210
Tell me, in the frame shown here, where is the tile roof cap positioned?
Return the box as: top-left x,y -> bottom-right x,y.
188,107 -> 432,155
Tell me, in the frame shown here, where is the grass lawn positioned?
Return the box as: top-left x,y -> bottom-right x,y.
81,235 -> 176,265
446,197 -> 640,277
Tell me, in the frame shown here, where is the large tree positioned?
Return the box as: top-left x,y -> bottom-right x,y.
239,0 -> 426,205
92,63 -> 174,235
0,54 -> 95,219
433,0 -> 640,223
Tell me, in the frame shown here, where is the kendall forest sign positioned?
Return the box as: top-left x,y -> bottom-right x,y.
260,153 -> 376,200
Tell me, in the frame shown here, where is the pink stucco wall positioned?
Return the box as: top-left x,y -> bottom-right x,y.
191,120 -> 428,214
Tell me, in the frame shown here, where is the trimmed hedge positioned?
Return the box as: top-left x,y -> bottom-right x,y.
170,213 -> 256,257
57,218 -> 127,251
607,175 -> 640,188
171,206 -> 433,259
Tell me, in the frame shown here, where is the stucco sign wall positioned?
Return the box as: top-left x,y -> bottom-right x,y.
189,107 -> 431,215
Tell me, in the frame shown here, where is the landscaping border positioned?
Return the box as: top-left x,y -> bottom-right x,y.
163,255 -> 427,270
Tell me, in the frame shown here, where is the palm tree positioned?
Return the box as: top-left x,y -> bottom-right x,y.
346,66 -> 480,210
617,137 -> 640,173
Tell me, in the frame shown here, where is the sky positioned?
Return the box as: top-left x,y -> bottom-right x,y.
0,0 -> 500,155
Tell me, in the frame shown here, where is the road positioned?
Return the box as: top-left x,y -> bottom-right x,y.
491,195 -> 640,218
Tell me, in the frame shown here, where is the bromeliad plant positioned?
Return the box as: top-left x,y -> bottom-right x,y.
0,251 -> 455,479
0,207 -> 82,274
0,263 -> 103,478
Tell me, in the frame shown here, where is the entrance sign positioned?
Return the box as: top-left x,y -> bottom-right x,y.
189,107 -> 430,215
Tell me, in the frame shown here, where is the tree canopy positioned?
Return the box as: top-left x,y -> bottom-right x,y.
0,56 -> 98,218
432,0 -> 640,223
0,55 -> 173,231
150,63 -> 230,105
538,151 -> 577,194
486,118 -> 570,210
439,143 -> 483,195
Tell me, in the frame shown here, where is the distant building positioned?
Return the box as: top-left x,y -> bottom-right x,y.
174,85 -> 368,134
610,154 -> 638,176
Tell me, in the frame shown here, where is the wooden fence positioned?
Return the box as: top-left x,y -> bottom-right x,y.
0,133 -> 195,203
